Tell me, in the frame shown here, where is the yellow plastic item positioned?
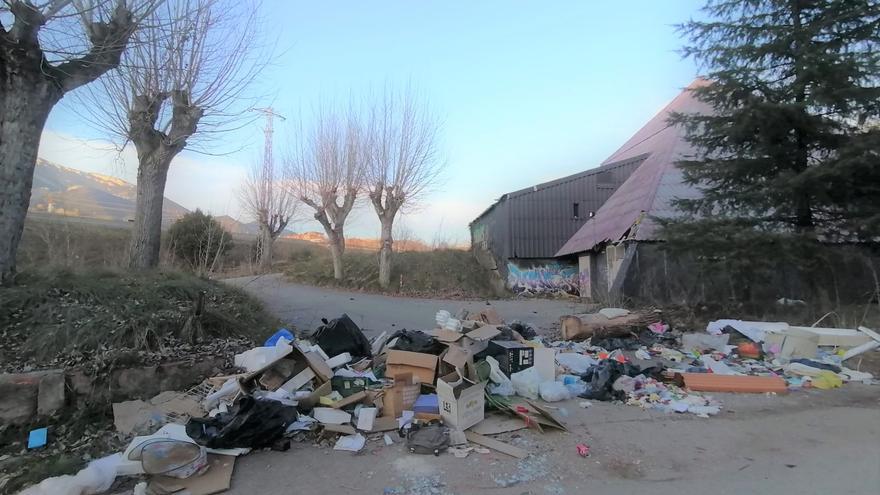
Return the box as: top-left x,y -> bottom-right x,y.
811,371 -> 842,390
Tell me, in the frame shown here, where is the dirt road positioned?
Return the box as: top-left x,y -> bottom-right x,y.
222,275 -> 880,494
224,273 -> 587,335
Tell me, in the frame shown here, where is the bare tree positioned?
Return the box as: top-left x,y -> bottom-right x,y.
285,105 -> 366,280
78,0 -> 262,269
0,0 -> 158,285
240,118 -> 298,271
366,88 -> 444,288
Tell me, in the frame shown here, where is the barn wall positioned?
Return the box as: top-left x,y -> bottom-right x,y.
506,258 -> 579,296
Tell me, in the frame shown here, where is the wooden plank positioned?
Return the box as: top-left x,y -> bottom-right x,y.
677,373 -> 787,394
464,431 -> 528,459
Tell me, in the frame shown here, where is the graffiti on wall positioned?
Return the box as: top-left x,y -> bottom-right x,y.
507,259 -> 579,296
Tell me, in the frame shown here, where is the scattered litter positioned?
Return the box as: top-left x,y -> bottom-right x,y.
27,427 -> 48,449
334,433 -> 366,452
576,443 -> 590,457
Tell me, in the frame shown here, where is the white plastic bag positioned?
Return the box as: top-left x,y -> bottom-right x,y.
510,367 -> 542,399
20,453 -> 121,495
539,381 -> 571,402
556,353 -> 596,375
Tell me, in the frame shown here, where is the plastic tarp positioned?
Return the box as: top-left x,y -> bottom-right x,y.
312,314 -> 373,359
186,397 -> 297,449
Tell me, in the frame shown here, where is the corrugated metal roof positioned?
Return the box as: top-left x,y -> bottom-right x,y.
556,80 -> 713,256
470,156 -> 645,258
469,158 -> 640,227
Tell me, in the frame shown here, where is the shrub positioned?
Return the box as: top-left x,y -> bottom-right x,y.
168,210 -> 233,273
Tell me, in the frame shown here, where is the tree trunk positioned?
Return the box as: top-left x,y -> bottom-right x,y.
129,154 -> 172,269
378,216 -> 394,289
258,224 -> 274,271
0,75 -> 61,285
329,241 -> 344,280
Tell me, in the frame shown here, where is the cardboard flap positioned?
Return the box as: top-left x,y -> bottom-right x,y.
465,325 -> 502,342
386,350 -> 439,369
442,345 -> 472,370
435,330 -> 465,343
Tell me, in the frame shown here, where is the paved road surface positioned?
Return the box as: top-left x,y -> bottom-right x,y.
224,273 -> 588,335
221,275 -> 880,494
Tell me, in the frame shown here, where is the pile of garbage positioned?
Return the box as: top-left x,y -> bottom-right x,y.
19,307 -> 878,495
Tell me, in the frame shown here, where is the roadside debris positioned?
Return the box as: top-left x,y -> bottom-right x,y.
17,304 -> 879,494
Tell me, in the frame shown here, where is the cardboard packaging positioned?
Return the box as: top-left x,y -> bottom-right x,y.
436,365 -> 486,430
385,350 -> 438,385
239,345 -> 332,409
460,325 -> 502,355
487,341 -> 534,375
764,328 -> 819,359
383,373 -> 421,418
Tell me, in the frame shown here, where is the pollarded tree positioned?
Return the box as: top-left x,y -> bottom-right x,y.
240,145 -> 298,271
80,0 -> 263,269
0,0 -> 159,285
366,88 -> 444,288
285,105 -> 366,280
665,0 -> 880,246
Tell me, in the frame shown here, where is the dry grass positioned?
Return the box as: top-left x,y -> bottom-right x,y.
282,246 -> 500,298
0,268 -> 278,368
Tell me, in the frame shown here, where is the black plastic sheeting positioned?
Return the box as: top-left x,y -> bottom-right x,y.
186,397 -> 297,449
312,314 -> 372,359
578,360 -> 661,401
387,329 -> 445,355
506,320 -> 538,340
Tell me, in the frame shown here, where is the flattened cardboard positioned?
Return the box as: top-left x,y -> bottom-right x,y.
460,325 -> 502,354
385,350 -> 438,385
313,407 -> 352,424
368,416 -> 399,432
464,431 -> 527,459
330,391 -> 368,409
149,454 -> 234,495
471,414 -> 527,435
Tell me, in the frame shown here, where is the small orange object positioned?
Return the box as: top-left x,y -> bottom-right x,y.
737,342 -> 761,359
597,352 -> 609,360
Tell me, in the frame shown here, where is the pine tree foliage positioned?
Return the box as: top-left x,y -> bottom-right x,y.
665,0 -> 880,244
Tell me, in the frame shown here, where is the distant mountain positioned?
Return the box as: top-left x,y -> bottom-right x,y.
215,215 -> 262,236
29,159 -> 189,224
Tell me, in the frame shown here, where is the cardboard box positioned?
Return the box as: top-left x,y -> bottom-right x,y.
239,345 -> 332,410
436,370 -> 486,430
460,325 -> 502,355
385,350 -> 438,385
383,373 -> 421,418
764,328 -> 819,359
487,340 -> 534,375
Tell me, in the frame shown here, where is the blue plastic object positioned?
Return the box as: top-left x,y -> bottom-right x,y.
264,328 -> 295,347
412,394 -> 439,414
28,427 -> 48,449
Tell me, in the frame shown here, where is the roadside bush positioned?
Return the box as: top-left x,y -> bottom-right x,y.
168,210 -> 233,273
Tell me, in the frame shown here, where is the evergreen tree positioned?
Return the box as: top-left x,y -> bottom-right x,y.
664,0 -> 880,248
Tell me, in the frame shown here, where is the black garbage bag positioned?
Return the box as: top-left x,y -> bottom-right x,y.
507,320 -> 538,340
579,360 -> 653,401
387,329 -> 444,355
312,314 -> 372,359
186,397 -> 297,449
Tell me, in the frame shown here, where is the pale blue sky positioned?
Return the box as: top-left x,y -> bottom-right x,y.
41,1 -> 703,243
